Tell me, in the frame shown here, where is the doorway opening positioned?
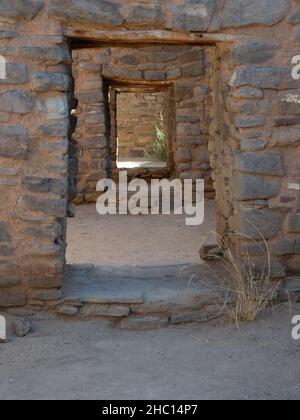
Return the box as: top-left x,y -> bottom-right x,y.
103,78 -> 176,184
116,90 -> 169,169
64,42 -> 220,325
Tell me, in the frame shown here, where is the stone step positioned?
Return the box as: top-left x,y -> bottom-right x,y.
59,263 -> 226,329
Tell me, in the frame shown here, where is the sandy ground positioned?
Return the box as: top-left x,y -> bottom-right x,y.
3,202 -> 298,400
0,305 -> 300,400
66,201 -> 216,267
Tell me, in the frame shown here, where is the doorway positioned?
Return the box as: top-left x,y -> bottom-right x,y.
64,42 -> 220,326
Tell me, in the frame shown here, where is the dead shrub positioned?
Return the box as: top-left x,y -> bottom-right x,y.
200,226 -> 284,327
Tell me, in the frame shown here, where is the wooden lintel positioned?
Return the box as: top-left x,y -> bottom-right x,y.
65,27 -> 237,48
105,78 -> 172,93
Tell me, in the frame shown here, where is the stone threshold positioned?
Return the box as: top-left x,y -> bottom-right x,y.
59,263 -> 226,330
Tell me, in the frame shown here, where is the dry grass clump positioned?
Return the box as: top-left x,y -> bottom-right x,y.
201,226 -> 284,327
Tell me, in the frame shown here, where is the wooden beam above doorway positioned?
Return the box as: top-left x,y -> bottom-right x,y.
65,27 -> 238,48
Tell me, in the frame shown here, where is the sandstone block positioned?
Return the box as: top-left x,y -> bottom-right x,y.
0,289 -> 26,308
31,289 -> 62,301
40,120 -> 69,137
169,0 -> 216,32
17,194 -> 67,218
238,210 -> 283,239
80,304 -> 130,318
182,62 -> 204,78
57,305 -> 79,316
0,30 -> 17,39
235,115 -> 266,128
50,0 -> 123,25
33,72 -> 71,92
126,4 -> 165,26
143,71 -> 166,81
232,87 -> 263,99
38,96 -> 68,120
0,0 -> 44,19
20,46 -> 71,64
28,276 -> 62,289
272,128 -> 300,146
222,0 -> 290,28
234,175 -> 280,200
240,139 -> 268,151
235,152 -> 284,175
231,42 -> 280,64
0,63 -> 28,84
289,214 -> 300,233
0,222 -> 11,242
0,90 -> 35,115
0,125 -> 29,159
22,177 -> 68,195
273,239 -> 296,257
0,244 -> 15,257
230,67 -> 298,90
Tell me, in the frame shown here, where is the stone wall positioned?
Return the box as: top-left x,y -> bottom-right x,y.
209,32 -> 300,277
117,91 -> 165,160
0,0 -> 300,309
72,44 -> 214,202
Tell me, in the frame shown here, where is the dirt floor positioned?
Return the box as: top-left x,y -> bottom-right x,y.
66,201 -> 216,266
0,304 -> 300,400
2,202 -> 298,400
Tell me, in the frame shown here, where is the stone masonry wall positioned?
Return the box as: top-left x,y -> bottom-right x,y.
72,44 -> 214,202
0,3 -> 72,309
210,26 -> 300,277
0,0 -> 300,309
117,91 -> 165,160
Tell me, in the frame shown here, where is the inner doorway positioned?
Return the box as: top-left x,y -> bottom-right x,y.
116,90 -> 168,170
103,78 -> 176,184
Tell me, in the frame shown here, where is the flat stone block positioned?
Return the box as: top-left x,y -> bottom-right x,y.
119,316 -> 169,330
289,214 -> 300,233
66,292 -> 144,305
50,0 -> 123,25
33,72 -> 71,92
222,0 -> 290,28
0,289 -> 26,308
0,125 -> 29,159
0,0 -> 44,19
31,289 -> 62,302
235,153 -> 284,176
80,304 -> 130,318
234,175 -> 280,200
238,210 -> 283,239
57,305 -> 79,316
0,63 -> 28,85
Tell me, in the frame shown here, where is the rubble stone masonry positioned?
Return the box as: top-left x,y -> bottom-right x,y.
117,91 -> 165,160
72,44 -> 213,202
0,0 -> 299,309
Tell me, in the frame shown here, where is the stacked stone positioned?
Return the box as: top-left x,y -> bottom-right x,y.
0,0 -> 300,311
105,45 -> 212,189
72,44 -> 213,201
0,1 -> 72,309
71,50 -> 108,203
210,31 -> 300,277
117,92 -> 165,160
